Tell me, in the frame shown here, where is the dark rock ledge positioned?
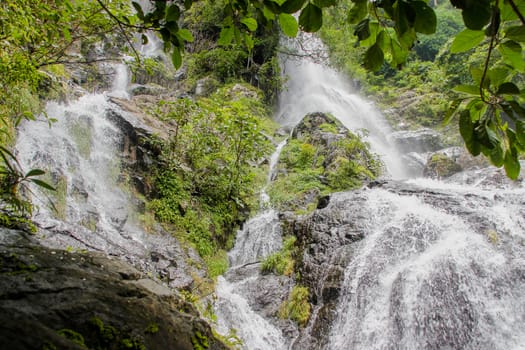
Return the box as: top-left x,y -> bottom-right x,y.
0,228 -> 228,350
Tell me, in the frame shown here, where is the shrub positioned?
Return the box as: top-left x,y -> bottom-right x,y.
279,286 -> 311,327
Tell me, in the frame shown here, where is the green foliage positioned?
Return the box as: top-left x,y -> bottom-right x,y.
278,286 -> 311,327
0,145 -> 55,229
144,323 -> 159,335
191,331 -> 209,350
268,115 -> 381,212
261,236 -> 297,276
147,85 -> 273,258
204,250 -> 229,279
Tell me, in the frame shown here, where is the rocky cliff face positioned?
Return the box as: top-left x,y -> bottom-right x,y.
0,228 -> 227,350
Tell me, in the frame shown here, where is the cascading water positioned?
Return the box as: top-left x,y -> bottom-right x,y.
15,64 -> 196,283
216,33 -> 525,350
278,34 -> 408,179
213,144 -> 289,350
325,181 -> 525,350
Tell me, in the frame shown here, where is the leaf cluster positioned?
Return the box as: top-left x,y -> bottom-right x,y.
444,0 -> 525,178
147,86 -> 273,257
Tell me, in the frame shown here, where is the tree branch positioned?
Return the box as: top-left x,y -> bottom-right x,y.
95,0 -> 141,62
37,57 -> 122,68
508,0 -> 525,26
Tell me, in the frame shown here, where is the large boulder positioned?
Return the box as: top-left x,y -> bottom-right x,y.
390,128 -> 444,154
268,112 -> 382,213
0,228 -> 228,350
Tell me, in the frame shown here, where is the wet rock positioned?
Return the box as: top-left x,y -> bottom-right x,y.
129,83 -> 167,97
390,128 -> 443,153
283,191 -> 371,349
269,112 -> 381,213
0,228 -> 228,350
424,152 -> 462,179
195,76 -> 219,97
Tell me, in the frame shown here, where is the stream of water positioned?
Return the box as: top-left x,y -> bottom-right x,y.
13,30 -> 525,349
214,35 -> 525,350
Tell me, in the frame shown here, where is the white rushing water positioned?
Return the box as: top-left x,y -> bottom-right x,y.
215,34 -> 525,350
277,34 -> 408,179
213,144 -> 289,350
326,183 -> 525,350
16,66 -> 149,251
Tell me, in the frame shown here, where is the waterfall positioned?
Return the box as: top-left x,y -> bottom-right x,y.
325,181 -> 525,350
213,144 -> 289,350
216,34 -> 525,350
13,65 -> 198,281
277,35 -> 408,179
16,67 -> 144,246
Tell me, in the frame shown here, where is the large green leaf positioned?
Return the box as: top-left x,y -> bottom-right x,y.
165,4 -> 181,23
218,26 -> 234,45
132,1 -> 144,20
363,43 -> 384,71
412,1 -> 436,34
501,0 -> 525,21
505,25 -> 525,42
299,3 -> 323,32
389,35 -> 408,66
240,17 -> 258,32
504,150 -> 520,179
498,40 -> 525,72
281,0 -> 307,14
177,29 -> 194,43
278,13 -> 298,37
394,0 -> 415,36
487,66 -> 510,87
459,109 -> 473,142
171,46 -> 182,69
450,29 -> 485,53
461,1 -> 491,30
347,0 -> 368,24
354,18 -> 370,41
497,82 -> 520,95
453,84 -> 480,95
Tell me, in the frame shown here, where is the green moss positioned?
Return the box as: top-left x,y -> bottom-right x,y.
0,212 -> 36,232
87,317 -> 146,350
68,119 -> 92,159
1,253 -> 39,275
53,175 -> 68,220
279,286 -> 311,327
191,331 -> 209,350
57,329 -> 86,347
144,323 -> 159,335
268,116 -> 382,213
425,153 -> 462,178
319,122 -> 339,133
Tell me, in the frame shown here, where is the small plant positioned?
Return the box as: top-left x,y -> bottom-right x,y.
279,286 -> 311,327
0,145 -> 55,229
261,236 -> 296,276
57,329 -> 85,347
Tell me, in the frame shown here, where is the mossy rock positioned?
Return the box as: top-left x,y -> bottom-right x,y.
424,153 -> 462,178
0,229 -> 229,350
268,112 -> 382,213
